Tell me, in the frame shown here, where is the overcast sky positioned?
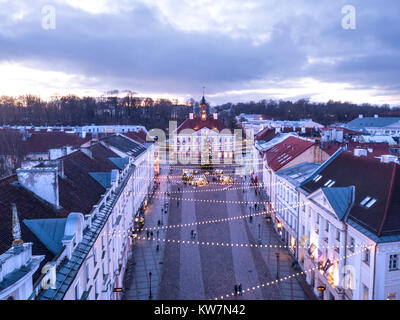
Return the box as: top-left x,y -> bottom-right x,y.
0,0 -> 399,105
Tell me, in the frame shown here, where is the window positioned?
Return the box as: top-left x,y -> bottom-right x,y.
360,196 -> 371,206
86,263 -> 90,282
364,249 -> 370,265
95,279 -> 99,300
325,221 -> 329,232
365,198 -> 377,208
349,237 -> 355,252
389,254 -> 398,271
75,282 -> 80,300
94,248 -> 97,265
336,230 -> 340,241
316,214 -> 319,224
324,179 -> 332,187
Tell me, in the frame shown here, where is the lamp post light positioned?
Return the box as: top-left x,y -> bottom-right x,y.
317,285 -> 326,300
149,272 -> 153,299
275,252 -> 280,279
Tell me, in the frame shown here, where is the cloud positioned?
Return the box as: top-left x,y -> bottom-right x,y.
0,0 -> 399,105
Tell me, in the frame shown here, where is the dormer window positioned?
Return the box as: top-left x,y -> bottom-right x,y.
324,179 -> 334,187
313,175 -> 322,182
360,196 -> 377,208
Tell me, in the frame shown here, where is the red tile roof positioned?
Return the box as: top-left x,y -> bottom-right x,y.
177,117 -> 228,133
23,132 -> 91,153
254,128 -> 277,141
58,145 -> 121,214
264,136 -> 315,171
321,141 -> 390,158
122,130 -> 148,144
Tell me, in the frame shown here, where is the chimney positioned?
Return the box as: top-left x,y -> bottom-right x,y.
189,113 -> 194,120
213,113 -> 218,120
81,146 -> 93,159
381,154 -> 397,163
17,163 -> 60,207
354,148 -> 367,157
359,114 -> 363,118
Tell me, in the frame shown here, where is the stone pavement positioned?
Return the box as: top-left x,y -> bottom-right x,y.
124,165 -> 315,300
123,167 -> 169,300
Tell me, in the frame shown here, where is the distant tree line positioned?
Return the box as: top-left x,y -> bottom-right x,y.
215,99 -> 400,127
1,95 -> 400,130
0,94 -> 196,129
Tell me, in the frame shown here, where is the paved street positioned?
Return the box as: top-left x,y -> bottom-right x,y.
124,165 -> 315,300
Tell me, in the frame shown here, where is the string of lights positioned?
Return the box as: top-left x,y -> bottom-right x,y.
213,246 -> 370,300
122,233 -> 371,251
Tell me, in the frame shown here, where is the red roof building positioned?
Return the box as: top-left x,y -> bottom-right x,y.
264,136 -> 318,171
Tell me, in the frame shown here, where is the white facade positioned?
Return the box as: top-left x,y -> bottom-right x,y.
173,127 -> 236,165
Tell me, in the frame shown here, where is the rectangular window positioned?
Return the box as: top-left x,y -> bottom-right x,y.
389,254 -> 398,271
364,249 -> 370,265
325,221 -> 329,232
336,230 -> 340,241
75,282 -> 80,300
349,237 -> 355,252
86,263 -> 90,282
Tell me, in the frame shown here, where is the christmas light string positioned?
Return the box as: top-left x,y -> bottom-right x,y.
213,245 -> 371,300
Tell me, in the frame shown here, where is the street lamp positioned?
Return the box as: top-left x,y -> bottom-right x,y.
275,253 -> 280,279
317,285 -> 326,300
149,272 -> 153,299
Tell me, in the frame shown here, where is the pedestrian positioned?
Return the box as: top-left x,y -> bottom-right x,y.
234,284 -> 238,296
190,230 -> 194,238
150,231 -> 153,239
249,215 -> 253,223
238,283 -> 242,295
158,219 -> 161,226
193,231 -> 197,238
146,230 -> 150,239
157,230 -> 159,239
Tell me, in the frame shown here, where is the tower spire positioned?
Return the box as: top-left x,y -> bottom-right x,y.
200,87 -> 207,121
11,203 -> 23,247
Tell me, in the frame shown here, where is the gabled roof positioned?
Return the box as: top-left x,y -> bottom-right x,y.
301,151 -> 400,238
176,117 -> 228,133
321,186 -> 354,220
101,134 -> 147,157
108,157 -> 129,170
58,149 -> 120,214
23,218 -> 67,255
23,132 -> 91,153
254,128 -> 277,141
264,136 -> 315,171
88,172 -> 111,189
0,175 -> 70,280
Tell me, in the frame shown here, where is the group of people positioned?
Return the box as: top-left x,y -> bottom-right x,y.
234,283 -> 243,296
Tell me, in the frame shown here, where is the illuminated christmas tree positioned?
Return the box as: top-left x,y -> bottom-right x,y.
201,135 -> 213,171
